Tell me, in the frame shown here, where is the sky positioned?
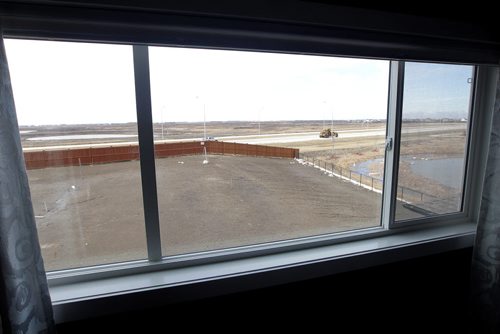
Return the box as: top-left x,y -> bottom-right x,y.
4,39 -> 472,126
403,62 -> 473,119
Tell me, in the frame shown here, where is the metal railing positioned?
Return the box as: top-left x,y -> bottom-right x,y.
299,153 -> 430,203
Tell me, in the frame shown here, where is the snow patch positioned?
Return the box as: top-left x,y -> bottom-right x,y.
294,158 -> 383,195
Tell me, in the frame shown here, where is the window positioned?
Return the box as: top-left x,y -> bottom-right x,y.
4,39 -> 476,272
5,39 -> 147,271
395,62 -> 473,221
148,46 -> 390,256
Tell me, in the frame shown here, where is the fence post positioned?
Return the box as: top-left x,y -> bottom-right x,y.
349,170 -> 351,180
421,192 -> 423,202
401,187 -> 404,200
360,174 -> 362,186
371,177 -> 374,191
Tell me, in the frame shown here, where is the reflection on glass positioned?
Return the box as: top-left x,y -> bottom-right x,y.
395,62 -> 473,221
6,39 -> 147,270
149,46 -> 390,256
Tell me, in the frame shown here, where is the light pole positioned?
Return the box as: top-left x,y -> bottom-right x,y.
258,107 -> 263,136
331,110 -> 334,131
203,103 -> 206,140
322,101 -> 326,129
161,105 -> 166,140
195,96 -> 206,140
331,109 -> 335,157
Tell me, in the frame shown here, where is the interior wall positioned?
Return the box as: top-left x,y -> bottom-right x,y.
1,1 -> 499,65
5,0 -> 498,44
56,248 -> 474,332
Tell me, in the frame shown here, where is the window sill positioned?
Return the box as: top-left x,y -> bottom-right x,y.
50,222 -> 475,323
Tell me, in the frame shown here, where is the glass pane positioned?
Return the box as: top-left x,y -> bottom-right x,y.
149,47 -> 390,256
395,62 -> 473,221
5,39 -> 147,270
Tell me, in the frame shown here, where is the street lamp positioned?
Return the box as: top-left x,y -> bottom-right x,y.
203,103 -> 206,140
322,101 -> 326,130
161,105 -> 166,140
331,109 -> 334,131
258,106 -> 263,136
331,109 -> 337,157
195,96 -> 207,140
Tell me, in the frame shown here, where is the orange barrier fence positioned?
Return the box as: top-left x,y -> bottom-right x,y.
206,141 -> 298,159
24,141 -> 299,169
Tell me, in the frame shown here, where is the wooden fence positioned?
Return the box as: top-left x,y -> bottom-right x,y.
206,141 -> 298,159
24,141 -> 299,170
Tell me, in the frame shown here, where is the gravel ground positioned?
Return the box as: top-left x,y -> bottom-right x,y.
28,155 -> 412,271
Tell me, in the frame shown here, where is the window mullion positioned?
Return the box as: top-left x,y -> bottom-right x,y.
133,45 -> 162,261
382,60 -> 404,229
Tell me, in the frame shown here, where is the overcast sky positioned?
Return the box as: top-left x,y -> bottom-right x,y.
5,39 -> 471,126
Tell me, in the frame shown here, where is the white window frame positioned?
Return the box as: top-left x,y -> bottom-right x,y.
387,62 -> 479,228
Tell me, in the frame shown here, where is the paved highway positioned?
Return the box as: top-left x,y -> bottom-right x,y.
23,124 -> 466,151
224,123 -> 465,144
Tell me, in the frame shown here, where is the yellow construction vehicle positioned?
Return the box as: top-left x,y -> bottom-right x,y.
320,128 -> 332,138
319,128 -> 339,138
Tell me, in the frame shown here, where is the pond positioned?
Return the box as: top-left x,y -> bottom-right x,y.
352,157 -> 465,189
407,157 -> 464,189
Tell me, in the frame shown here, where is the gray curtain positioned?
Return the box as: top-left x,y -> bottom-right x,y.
0,33 -> 55,333
471,72 -> 500,332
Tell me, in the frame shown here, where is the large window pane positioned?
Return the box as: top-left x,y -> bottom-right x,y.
5,39 -> 148,270
395,62 -> 473,221
149,47 -> 390,256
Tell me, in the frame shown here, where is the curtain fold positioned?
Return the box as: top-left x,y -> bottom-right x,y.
471,72 -> 500,332
0,33 -> 56,333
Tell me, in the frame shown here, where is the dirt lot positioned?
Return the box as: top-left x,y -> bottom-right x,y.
28,155 -> 414,271
23,120 -> 466,271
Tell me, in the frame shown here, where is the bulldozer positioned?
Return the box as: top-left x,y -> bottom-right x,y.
320,128 -> 338,138
320,128 -> 331,138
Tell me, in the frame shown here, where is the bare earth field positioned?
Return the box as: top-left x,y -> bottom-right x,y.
29,155 -> 418,271
21,120 -> 467,271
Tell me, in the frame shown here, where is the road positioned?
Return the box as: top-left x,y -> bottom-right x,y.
23,123 -> 466,151
229,124 -> 465,144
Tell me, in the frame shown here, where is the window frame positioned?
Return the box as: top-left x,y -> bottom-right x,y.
2,34 -> 486,285
388,62 -> 479,228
